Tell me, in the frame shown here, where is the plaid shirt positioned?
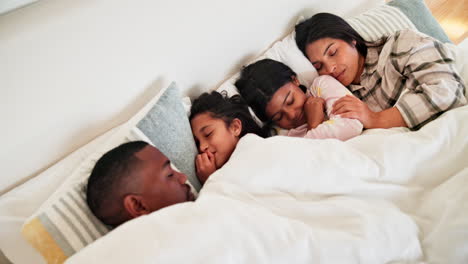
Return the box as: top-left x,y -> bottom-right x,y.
349,29 -> 466,130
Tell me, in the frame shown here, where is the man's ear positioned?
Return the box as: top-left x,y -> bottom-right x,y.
291,75 -> 300,86
123,194 -> 151,219
230,118 -> 243,137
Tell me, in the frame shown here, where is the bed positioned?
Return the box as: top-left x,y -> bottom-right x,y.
1,0 -> 467,263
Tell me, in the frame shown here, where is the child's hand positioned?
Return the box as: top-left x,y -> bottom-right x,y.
195,151 -> 217,185
304,96 -> 325,129
304,96 -> 325,111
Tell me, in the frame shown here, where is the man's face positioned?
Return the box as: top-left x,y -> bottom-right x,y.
134,145 -> 195,213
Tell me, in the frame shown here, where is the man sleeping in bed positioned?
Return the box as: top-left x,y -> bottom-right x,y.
86,141 -> 196,227
77,127 -> 434,263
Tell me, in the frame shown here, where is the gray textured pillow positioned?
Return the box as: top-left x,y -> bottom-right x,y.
387,0 -> 451,43
137,82 -> 200,191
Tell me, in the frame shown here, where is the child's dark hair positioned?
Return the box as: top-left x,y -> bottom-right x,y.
86,141 -> 148,227
295,13 -> 368,59
234,59 -> 306,122
189,91 -> 270,138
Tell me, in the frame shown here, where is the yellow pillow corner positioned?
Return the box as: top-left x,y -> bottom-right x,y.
22,217 -> 68,264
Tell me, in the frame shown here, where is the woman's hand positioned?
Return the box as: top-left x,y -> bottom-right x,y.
304,96 -> 325,129
195,151 -> 216,185
333,95 -> 408,128
332,95 -> 377,128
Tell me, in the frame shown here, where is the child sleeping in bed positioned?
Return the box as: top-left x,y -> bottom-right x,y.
86,141 -> 196,227
235,58 -> 363,140
189,91 -> 270,185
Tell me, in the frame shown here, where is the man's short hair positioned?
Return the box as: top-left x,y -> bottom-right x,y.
86,141 -> 149,226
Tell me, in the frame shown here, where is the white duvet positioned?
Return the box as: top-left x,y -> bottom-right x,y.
68,105 -> 468,264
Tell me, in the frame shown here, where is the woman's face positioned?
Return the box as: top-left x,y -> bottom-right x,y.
305,38 -> 364,86
191,113 -> 241,169
265,77 -> 307,129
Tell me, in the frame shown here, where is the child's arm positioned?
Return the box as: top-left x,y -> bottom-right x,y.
302,117 -> 363,141
309,75 -> 363,117
292,75 -> 363,140
195,151 -> 216,185
304,96 -> 326,130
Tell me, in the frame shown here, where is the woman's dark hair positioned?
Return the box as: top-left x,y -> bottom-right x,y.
234,59 -> 306,122
189,91 -> 270,138
295,13 -> 368,59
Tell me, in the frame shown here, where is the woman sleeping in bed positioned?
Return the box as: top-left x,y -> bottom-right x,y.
235,58 -> 363,140
294,13 -> 466,130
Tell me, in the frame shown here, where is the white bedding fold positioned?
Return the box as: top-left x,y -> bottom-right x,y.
67,106 -> 468,264
68,190 -> 421,263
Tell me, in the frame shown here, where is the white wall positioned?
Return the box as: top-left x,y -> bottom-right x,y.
0,0 -> 382,194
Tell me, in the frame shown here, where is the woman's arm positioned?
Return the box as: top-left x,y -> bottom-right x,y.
332,95 -> 407,129
392,36 -> 466,129
372,107 -> 407,128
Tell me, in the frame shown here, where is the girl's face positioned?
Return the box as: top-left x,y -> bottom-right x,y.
191,113 -> 241,169
305,38 -> 364,86
265,77 -> 307,129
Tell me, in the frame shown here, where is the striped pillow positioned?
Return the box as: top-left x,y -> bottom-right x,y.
346,5 -> 417,42
21,131 -> 140,264
22,184 -> 110,264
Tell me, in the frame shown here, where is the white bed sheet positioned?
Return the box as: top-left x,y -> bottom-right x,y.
1,40 -> 467,264
68,103 -> 468,263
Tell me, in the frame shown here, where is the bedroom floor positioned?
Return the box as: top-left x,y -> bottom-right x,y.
425,0 -> 466,44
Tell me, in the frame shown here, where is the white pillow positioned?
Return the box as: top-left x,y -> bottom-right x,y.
217,19 -> 318,97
